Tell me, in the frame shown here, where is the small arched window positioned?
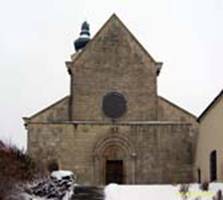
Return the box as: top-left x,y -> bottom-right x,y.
47,159 -> 59,173
210,150 -> 217,181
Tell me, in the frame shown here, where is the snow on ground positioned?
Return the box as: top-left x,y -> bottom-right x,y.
105,183 -> 223,200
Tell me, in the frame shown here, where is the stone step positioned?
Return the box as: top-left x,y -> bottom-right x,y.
72,186 -> 104,200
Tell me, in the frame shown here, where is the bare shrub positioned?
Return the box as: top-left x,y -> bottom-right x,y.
0,143 -> 37,181
0,141 -> 38,199
0,177 -> 14,199
200,181 -> 209,191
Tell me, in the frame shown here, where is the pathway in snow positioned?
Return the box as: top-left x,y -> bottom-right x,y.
72,186 -> 104,200
104,183 -> 223,200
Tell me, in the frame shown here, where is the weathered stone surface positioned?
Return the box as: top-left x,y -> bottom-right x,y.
27,122 -> 196,184
69,14 -> 158,122
25,96 -> 70,123
24,14 -> 198,185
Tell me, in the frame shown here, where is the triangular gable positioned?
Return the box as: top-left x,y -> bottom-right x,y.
23,96 -> 70,124
159,96 -> 197,120
198,89 -> 223,122
68,14 -> 162,74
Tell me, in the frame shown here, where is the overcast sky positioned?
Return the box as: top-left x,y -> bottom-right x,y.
0,0 -> 222,149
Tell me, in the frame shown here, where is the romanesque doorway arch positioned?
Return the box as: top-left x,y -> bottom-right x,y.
93,135 -> 136,185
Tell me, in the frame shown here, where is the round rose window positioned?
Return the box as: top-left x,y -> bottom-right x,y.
102,92 -> 127,119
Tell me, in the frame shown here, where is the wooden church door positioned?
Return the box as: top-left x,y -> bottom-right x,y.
106,160 -> 123,184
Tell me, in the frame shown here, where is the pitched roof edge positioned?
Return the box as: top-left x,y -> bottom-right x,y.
67,14 -> 117,67
197,89 -> 223,122
23,95 -> 70,123
68,13 -> 162,70
111,14 -> 159,64
159,95 -> 197,120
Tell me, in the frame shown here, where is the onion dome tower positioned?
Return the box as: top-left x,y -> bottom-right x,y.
74,21 -> 91,51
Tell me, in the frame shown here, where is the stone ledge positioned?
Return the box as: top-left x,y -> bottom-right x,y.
26,120 -> 192,126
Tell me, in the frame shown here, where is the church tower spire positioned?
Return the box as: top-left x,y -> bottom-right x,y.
74,21 -> 91,51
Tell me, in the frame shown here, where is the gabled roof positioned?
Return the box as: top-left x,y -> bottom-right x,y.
23,96 -> 69,123
67,13 -> 163,75
159,96 -> 197,120
198,89 -> 223,122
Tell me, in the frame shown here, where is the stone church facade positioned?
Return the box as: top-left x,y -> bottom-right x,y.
24,14 -> 198,185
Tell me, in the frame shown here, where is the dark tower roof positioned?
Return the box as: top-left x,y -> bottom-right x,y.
74,21 -> 91,51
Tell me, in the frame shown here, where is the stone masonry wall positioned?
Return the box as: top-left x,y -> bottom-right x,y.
25,15 -> 199,185
27,122 -> 195,185
158,96 -> 199,164
69,16 -> 158,122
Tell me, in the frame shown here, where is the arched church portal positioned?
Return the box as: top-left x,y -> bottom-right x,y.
93,135 -> 136,185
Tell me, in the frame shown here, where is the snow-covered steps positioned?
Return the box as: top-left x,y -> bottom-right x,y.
72,186 -> 104,200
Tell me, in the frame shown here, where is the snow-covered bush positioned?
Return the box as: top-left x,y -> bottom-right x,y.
0,141 -> 77,200
21,170 -> 75,199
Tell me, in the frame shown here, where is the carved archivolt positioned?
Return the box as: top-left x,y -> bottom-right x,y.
93,135 -> 136,158
93,134 -> 136,184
